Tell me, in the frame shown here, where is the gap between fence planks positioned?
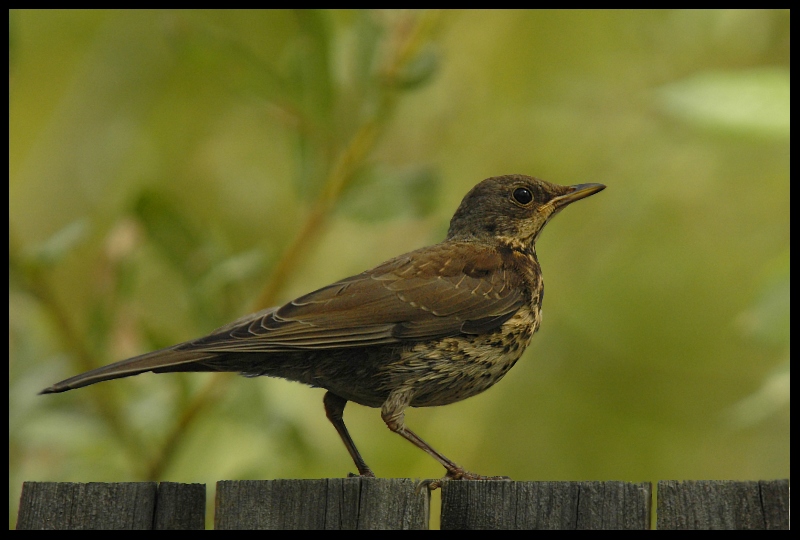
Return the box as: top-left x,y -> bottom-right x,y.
16,481 -> 205,530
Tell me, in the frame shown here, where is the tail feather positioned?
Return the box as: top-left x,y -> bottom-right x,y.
39,346 -> 217,394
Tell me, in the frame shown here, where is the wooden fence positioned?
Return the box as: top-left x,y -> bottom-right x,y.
16,479 -> 789,530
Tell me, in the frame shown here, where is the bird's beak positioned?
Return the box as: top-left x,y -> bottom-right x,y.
533,182 -> 606,243
551,183 -> 606,209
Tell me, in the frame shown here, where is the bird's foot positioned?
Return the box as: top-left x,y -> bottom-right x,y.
347,470 -> 376,478
418,467 -> 511,491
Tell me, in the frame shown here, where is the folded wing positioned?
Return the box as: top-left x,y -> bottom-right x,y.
185,242 -> 525,352
41,242 -> 526,393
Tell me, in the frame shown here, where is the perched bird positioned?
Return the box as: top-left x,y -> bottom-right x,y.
42,174 -> 604,486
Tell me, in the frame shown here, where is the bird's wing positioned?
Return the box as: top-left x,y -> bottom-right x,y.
184,242 -> 526,353
40,242 -> 528,394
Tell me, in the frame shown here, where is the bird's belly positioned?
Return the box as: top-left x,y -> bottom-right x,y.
385,305 -> 539,407
253,305 -> 540,409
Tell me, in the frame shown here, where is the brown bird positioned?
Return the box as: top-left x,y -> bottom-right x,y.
42,174 -> 604,486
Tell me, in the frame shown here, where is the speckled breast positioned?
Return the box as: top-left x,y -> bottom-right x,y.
380,303 -> 541,408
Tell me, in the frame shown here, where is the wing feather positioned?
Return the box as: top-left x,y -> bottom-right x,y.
181,242 -> 526,352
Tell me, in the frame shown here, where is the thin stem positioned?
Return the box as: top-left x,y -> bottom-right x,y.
144,374 -> 229,480
134,11 -> 445,479
255,10 -> 443,309
10,227 -> 148,474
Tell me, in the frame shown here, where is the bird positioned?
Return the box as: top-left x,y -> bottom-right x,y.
41,174 -> 605,487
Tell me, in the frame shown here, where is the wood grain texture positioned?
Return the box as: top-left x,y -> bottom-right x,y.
214,478 -> 429,529
657,480 -> 790,530
17,482 -> 157,530
16,478 -> 789,529
154,482 -> 206,530
16,482 -> 206,530
440,480 -> 651,530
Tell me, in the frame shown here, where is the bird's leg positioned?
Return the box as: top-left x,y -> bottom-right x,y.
381,389 -> 509,490
323,391 -> 376,477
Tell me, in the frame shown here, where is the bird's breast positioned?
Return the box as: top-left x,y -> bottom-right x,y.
387,303 -> 540,408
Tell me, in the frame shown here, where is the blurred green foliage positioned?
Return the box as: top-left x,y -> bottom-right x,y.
9,9 -> 789,529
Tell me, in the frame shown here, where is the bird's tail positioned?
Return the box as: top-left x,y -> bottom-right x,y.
39,345 -> 218,394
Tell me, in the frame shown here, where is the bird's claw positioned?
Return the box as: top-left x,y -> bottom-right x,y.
417,468 -> 511,491
347,471 -> 376,478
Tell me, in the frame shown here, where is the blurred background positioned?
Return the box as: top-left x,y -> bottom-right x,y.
9,10 -> 789,528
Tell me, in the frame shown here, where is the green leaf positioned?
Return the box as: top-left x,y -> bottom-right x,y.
29,219 -> 90,267
198,248 -> 266,293
338,166 -> 440,222
165,13 -> 296,112
351,10 -> 385,91
725,360 -> 789,429
133,191 -> 210,279
737,250 -> 790,347
656,68 -> 790,138
284,10 -> 335,122
393,45 -> 440,90
291,131 -> 328,201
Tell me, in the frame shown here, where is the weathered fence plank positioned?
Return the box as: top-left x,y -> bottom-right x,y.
759,479 -> 791,530
657,480 -> 790,530
440,481 -> 651,530
154,482 -> 206,530
214,478 -> 429,529
16,482 -> 205,530
16,478 -> 789,529
17,482 -> 155,529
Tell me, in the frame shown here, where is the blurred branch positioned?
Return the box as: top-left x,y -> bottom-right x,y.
143,10 -> 444,480
144,374 -> 229,480
256,10 -> 443,309
9,225 -> 149,475
169,12 -> 315,137
254,117 -> 380,308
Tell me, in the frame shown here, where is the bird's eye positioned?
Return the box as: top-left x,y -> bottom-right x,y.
513,187 -> 533,205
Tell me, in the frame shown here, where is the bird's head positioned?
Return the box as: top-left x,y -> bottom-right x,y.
446,175 -> 605,252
